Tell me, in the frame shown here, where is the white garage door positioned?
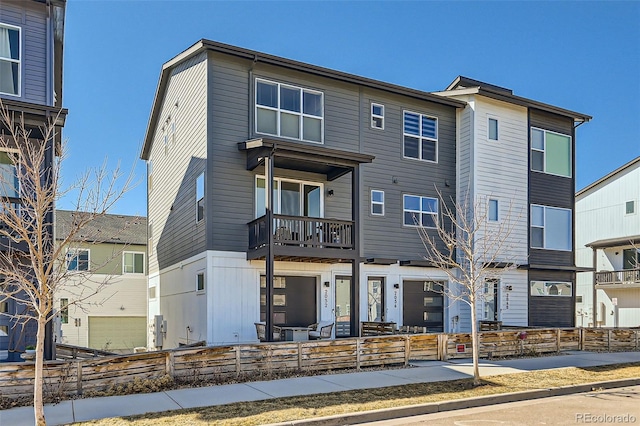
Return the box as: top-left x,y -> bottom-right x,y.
88,316 -> 146,351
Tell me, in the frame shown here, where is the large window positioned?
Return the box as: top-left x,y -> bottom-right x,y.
255,176 -> 322,218
255,79 -> 323,143
66,249 -> 89,271
403,111 -> 437,162
531,205 -> 572,251
196,172 -> 204,222
403,194 -> 438,228
0,24 -> 20,96
0,150 -> 19,199
531,128 -> 572,177
530,281 -> 572,297
123,252 -> 144,274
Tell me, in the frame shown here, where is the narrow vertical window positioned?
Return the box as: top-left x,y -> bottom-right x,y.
60,299 -> 69,324
371,190 -> 384,216
371,103 -> 384,129
196,272 -> 205,293
488,199 -> 498,221
488,118 -> 498,141
196,172 -> 204,222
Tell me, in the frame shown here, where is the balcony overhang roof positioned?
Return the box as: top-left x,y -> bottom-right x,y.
238,138 -> 374,181
586,235 -> 640,249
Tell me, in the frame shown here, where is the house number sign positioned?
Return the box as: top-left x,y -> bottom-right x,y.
394,289 -> 398,308
324,288 -> 329,308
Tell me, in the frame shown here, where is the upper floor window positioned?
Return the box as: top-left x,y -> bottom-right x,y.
371,103 -> 384,129
255,79 -> 323,143
531,204 -> 571,251
488,117 -> 498,141
403,111 -> 437,162
488,199 -> 499,221
0,150 -> 19,199
196,172 -> 204,222
255,176 -> 322,218
196,272 -> 205,293
626,200 -> 635,215
66,248 -> 89,271
530,281 -> 572,297
403,194 -> 438,228
59,298 -> 69,324
623,248 -> 639,270
531,127 -> 572,177
0,24 -> 21,97
371,190 -> 384,216
123,252 -> 144,274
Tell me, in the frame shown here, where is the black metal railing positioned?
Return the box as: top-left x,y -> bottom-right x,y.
595,269 -> 640,286
248,214 -> 354,251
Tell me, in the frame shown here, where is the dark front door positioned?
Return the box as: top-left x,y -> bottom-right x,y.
403,280 -> 444,332
260,276 -> 316,326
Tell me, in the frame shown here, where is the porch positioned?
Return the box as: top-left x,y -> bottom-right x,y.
595,269 -> 640,288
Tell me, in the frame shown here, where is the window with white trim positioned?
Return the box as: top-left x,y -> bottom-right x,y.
531,127 -> 572,177
196,172 -> 204,222
123,252 -> 144,274
255,176 -> 322,218
488,199 -> 499,221
196,272 -> 205,293
530,281 -> 572,297
0,150 -> 19,200
60,298 -> 69,324
371,103 -> 384,129
371,190 -> 384,216
403,111 -> 437,162
255,79 -> 323,143
531,204 -> 572,251
488,117 -> 498,141
403,194 -> 438,228
625,200 -> 635,215
0,23 -> 20,96
66,249 -> 89,271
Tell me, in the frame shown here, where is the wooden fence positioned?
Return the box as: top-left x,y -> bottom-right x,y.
0,328 -> 638,400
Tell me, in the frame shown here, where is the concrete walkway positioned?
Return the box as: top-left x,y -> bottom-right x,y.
1,351 -> 639,426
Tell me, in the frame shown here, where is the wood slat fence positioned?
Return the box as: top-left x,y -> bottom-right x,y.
1,327 -> 638,400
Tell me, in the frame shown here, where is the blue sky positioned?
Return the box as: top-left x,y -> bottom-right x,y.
62,1 -> 640,216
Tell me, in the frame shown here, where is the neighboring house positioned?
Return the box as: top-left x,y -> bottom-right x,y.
54,210 -> 148,352
140,40 -> 590,349
575,157 -> 640,328
434,77 -> 591,328
0,0 -> 67,362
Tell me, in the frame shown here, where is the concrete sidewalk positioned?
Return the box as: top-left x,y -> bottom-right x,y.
1,351 -> 639,426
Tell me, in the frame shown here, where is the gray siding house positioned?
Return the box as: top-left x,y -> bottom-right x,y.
0,0 -> 67,361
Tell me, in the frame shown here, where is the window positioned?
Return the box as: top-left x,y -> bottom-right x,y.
123,252 -> 144,274
59,298 -> 68,324
255,79 -> 323,143
531,127 -> 572,177
488,199 -> 499,221
0,24 -> 20,96
196,272 -> 205,293
255,176 -> 322,218
196,172 -> 204,222
403,111 -> 437,162
530,281 -> 572,297
531,205 -> 572,251
0,325 -> 7,337
371,103 -> 384,129
0,300 -> 7,313
66,249 -> 89,271
623,248 -> 639,270
0,150 -> 19,199
488,118 -> 498,141
147,160 -> 153,192
483,279 -> 499,320
367,277 -> 385,321
371,190 -> 384,216
576,295 -> 583,303
403,194 -> 438,228
626,200 -> 635,215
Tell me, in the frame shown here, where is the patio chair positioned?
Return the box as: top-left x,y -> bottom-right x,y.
254,322 -> 282,342
308,321 -> 333,340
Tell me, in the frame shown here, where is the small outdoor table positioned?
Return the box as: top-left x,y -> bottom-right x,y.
281,327 -> 310,341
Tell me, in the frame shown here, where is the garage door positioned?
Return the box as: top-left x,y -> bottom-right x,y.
88,316 -> 147,351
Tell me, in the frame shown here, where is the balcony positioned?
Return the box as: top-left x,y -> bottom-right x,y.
248,214 -> 355,263
595,269 -> 640,288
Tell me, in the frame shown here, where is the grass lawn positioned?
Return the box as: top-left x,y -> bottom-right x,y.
76,362 -> 640,426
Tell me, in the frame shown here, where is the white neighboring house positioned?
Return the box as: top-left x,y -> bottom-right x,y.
576,157 -> 640,328
55,210 -> 148,353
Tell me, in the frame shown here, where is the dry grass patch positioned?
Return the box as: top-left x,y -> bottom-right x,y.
76,362 -> 640,426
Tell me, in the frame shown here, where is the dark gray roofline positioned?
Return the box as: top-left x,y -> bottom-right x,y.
443,76 -> 592,123
576,156 -> 640,197
141,40 -> 466,160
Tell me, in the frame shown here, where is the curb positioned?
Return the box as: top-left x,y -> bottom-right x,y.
266,378 -> 640,426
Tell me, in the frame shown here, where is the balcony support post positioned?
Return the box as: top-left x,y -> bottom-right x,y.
265,152 -> 275,341
351,164 -> 360,337
592,247 -> 597,328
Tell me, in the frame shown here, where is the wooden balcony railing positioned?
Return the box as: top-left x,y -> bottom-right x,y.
248,214 -> 354,251
595,269 -> 640,286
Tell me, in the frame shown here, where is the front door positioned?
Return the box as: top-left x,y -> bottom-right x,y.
403,280 -> 444,332
335,276 -> 351,337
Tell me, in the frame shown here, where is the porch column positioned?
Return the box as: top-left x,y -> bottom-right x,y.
265,153 -> 275,341
351,164 -> 360,337
592,247 -> 597,327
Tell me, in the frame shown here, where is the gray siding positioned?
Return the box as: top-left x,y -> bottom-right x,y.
528,270 -> 575,327
0,1 -> 49,105
528,109 -> 576,267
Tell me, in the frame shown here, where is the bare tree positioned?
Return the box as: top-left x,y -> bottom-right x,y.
416,189 -> 522,385
0,102 -> 135,426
